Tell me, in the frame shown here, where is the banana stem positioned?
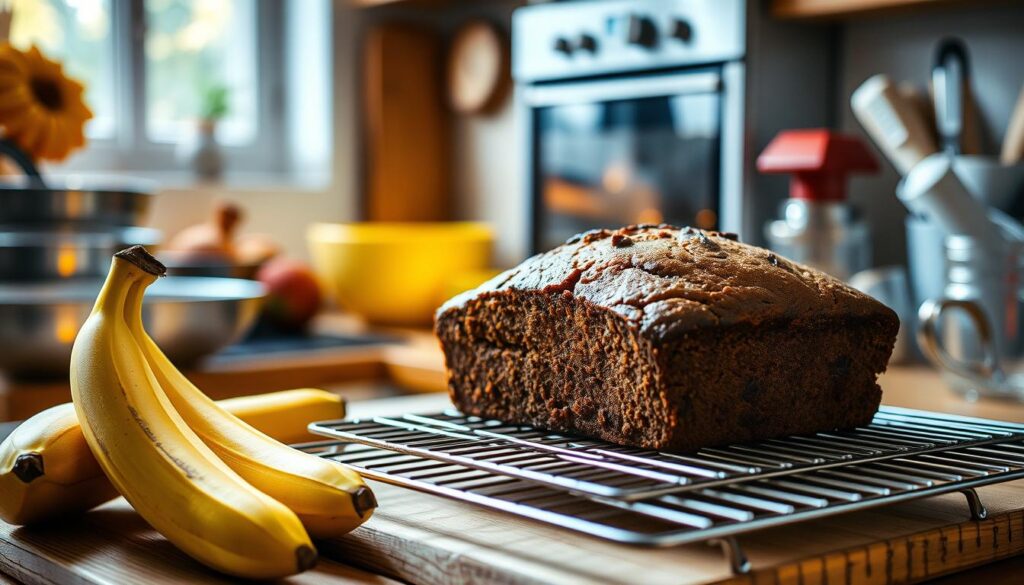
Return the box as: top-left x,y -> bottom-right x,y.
114,246 -> 166,278
92,247 -> 165,317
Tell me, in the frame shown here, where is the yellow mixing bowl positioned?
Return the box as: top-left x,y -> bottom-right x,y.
307,222 -> 494,326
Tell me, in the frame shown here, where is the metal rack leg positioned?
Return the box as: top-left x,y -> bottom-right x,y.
960,488 -> 988,520
712,537 -> 751,575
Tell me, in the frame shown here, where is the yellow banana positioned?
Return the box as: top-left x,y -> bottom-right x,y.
218,388 -> 345,444
0,403 -> 118,526
71,247 -> 316,579
0,389 -> 345,526
125,275 -> 376,539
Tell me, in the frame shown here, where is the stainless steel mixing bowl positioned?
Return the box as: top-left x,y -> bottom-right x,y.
0,226 -> 163,281
0,176 -> 155,226
0,276 -> 265,377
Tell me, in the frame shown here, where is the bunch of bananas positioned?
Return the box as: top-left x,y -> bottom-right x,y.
14,246 -> 376,579
0,388 -> 346,525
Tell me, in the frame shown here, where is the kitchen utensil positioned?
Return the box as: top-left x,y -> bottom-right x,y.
907,206 -> 1023,316
952,155 -> 1024,212
0,226 -> 162,281
905,215 -> 946,309
307,222 -> 492,326
897,81 -> 938,147
932,38 -> 969,156
758,129 -> 877,280
851,74 -> 938,175
917,235 -> 1024,400
447,20 -> 510,115
364,24 -> 450,221
992,207 -> 1024,241
0,177 -> 155,227
1001,82 -> 1024,165
0,276 -> 264,377
897,152 -> 1002,249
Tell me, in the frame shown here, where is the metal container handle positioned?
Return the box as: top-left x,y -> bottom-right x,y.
918,298 -> 1003,381
0,138 -> 46,188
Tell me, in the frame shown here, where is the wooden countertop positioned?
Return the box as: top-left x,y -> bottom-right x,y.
5,365 -> 1024,584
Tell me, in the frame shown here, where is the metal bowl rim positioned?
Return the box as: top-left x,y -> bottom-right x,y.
0,276 -> 266,305
0,226 -> 163,247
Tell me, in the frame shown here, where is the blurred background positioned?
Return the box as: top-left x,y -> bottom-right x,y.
2,0 -> 1024,414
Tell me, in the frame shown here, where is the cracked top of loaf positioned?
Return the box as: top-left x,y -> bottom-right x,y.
438,224 -> 898,342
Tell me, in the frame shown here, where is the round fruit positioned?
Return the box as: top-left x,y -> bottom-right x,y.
257,258 -> 323,331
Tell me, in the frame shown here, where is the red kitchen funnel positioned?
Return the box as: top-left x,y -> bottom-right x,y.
757,129 -> 878,201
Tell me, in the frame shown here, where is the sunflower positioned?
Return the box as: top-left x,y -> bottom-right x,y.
0,44 -> 92,162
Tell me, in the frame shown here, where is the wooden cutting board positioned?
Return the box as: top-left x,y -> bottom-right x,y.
5,376 -> 1024,585
3,476 -> 1024,585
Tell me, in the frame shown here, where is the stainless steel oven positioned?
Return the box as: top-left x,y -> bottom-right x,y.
514,0 -> 746,253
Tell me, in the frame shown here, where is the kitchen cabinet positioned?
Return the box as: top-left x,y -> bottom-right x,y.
362,24 -> 451,221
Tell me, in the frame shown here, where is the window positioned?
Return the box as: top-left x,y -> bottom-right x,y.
9,0 -> 290,176
144,0 -> 259,146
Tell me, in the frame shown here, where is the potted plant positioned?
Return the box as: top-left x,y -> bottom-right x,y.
192,84 -> 230,180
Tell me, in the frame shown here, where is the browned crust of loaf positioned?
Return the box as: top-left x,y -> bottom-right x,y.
440,225 -> 895,343
435,224 -> 900,451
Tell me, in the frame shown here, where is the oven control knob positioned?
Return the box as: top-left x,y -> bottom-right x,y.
575,33 -> 598,53
626,15 -> 658,48
670,19 -> 693,43
553,36 -> 573,56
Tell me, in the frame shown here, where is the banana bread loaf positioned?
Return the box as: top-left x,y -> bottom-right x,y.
435,225 -> 899,452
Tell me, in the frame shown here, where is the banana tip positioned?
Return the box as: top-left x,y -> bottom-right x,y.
353,486 -> 378,518
295,545 -> 318,572
13,453 -> 45,483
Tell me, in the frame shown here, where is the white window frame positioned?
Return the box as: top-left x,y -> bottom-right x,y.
60,0 -> 287,176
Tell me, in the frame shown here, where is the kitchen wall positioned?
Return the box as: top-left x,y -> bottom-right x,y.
443,2 -> 525,267
837,1 -> 1024,267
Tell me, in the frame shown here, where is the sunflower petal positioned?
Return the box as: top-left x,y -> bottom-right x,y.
47,116 -> 72,161
33,116 -> 55,160
67,123 -> 86,149
0,87 -> 30,112
59,115 -> 82,159
0,110 -> 32,136
0,47 -> 27,77
0,70 -> 26,88
65,99 -> 93,120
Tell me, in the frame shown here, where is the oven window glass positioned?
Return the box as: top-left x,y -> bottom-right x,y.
535,91 -> 721,252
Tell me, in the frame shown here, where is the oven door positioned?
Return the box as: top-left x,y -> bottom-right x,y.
524,66 -> 743,254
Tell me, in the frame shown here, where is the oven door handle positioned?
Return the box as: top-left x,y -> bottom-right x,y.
522,71 -> 722,107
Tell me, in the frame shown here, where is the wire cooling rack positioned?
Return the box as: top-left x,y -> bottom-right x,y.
303,407 -> 1024,574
